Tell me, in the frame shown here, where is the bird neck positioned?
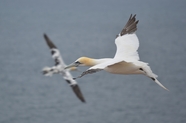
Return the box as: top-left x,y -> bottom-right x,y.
87,58 -> 112,66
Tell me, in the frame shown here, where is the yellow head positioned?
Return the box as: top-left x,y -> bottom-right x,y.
77,57 -> 96,66
65,57 -> 96,69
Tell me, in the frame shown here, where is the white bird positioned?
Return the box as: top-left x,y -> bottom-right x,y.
65,14 -> 168,91
42,34 -> 86,103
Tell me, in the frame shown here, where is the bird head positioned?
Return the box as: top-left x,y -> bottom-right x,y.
65,57 -> 95,69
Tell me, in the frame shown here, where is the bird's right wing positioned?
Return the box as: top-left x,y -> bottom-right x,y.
114,14 -> 140,62
64,71 -> 86,103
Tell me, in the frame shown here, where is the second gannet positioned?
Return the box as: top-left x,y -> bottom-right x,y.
42,34 -> 86,103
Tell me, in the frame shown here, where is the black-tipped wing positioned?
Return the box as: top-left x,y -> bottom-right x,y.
43,33 -> 66,67
114,14 -> 140,61
64,71 -> 86,103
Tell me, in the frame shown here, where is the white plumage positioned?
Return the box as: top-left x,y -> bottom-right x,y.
114,33 -> 140,61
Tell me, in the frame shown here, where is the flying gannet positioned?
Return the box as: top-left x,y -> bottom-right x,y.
65,14 -> 168,91
42,34 -> 86,102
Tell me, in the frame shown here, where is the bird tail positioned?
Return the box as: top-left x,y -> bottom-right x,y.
137,62 -> 169,91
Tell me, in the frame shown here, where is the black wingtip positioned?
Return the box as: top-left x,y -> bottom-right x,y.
129,14 -> 136,19
71,84 -> 86,103
120,14 -> 139,36
43,33 -> 57,49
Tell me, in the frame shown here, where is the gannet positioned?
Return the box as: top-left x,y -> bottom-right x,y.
42,34 -> 86,102
65,14 -> 168,91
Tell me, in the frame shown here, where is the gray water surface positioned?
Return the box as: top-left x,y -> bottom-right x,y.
0,0 -> 186,123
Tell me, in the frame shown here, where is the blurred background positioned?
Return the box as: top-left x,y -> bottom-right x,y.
0,0 -> 186,123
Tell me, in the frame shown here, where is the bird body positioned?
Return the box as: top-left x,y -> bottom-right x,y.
65,14 -> 168,91
105,61 -> 143,75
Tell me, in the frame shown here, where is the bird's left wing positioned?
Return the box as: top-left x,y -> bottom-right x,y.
114,14 -> 140,62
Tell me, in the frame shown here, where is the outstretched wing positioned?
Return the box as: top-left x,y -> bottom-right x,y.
64,71 -> 86,102
43,33 -> 66,68
114,14 -> 140,62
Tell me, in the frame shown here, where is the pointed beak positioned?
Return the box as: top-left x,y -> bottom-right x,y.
65,62 -> 79,69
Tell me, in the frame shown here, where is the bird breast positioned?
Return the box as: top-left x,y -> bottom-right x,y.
105,61 -> 143,75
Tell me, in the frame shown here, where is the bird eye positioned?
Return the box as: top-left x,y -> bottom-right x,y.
75,61 -> 81,64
